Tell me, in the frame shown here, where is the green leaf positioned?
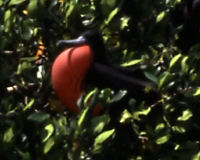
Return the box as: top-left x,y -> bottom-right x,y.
172,126 -> 186,133
27,0 -> 46,19
3,127 -> 14,143
8,0 -> 26,6
20,57 -> 35,61
77,89 -> 99,128
169,53 -> 182,69
65,1 -> 76,19
156,11 -> 165,23
23,99 -> 34,111
0,0 -> 3,6
120,109 -> 132,123
121,59 -> 142,67
144,71 -> 158,83
0,35 -> 9,50
193,151 -> 200,160
155,123 -> 165,132
91,114 -> 110,134
84,89 -> 97,107
22,20 -> 33,40
158,71 -> 173,89
27,112 -> 50,123
110,90 -> 127,103
104,7 -> 119,25
58,116 -> 67,128
133,107 -> 151,120
193,88 -> 200,96
156,134 -> 170,145
43,137 -> 55,154
177,109 -> 193,121
17,150 -> 31,160
78,107 -> 89,127
120,16 -> 130,29
17,61 -> 33,75
93,129 -> 115,153
22,152 -> 31,160
101,0 -> 116,8
42,124 -> 54,143
27,0 -> 38,16
181,56 -> 189,73
4,9 -> 12,33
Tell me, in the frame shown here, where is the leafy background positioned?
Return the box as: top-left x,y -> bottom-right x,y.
1,0 -> 200,159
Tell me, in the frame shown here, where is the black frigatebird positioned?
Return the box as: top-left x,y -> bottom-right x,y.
51,30 -> 156,114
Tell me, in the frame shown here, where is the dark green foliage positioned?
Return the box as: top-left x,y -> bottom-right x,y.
1,0 -> 200,159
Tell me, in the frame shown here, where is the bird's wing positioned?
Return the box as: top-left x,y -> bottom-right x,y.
86,62 -> 155,91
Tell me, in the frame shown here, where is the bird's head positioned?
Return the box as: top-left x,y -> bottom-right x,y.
57,30 -> 106,64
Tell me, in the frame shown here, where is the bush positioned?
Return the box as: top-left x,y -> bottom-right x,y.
1,0 -> 200,159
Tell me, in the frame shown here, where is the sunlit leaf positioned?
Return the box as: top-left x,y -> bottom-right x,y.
58,116 -> 67,128
121,59 -> 142,67
156,134 -> 170,145
42,124 -> 54,143
169,53 -> 182,69
120,16 -> 130,29
172,126 -> 186,133
93,129 -> 115,153
23,99 -> 34,111
43,137 -> 55,154
155,123 -> 165,132
193,87 -> 200,96
3,127 -> 14,143
91,114 -> 110,134
17,61 -> 33,75
8,0 -> 26,6
133,107 -> 151,121
174,144 -> 180,151
78,89 -> 99,127
120,109 -> 132,123
65,1 -> 76,19
77,107 -> 89,127
158,71 -> 173,89
181,56 -> 189,73
104,7 -> 119,25
177,109 -> 193,121
4,9 -> 12,33
84,89 -> 98,107
193,151 -> 200,160
156,11 -> 165,23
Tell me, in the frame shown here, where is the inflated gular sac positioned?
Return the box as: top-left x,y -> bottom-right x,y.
51,45 -> 93,113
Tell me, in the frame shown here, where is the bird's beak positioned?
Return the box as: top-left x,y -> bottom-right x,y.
56,36 -> 87,47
